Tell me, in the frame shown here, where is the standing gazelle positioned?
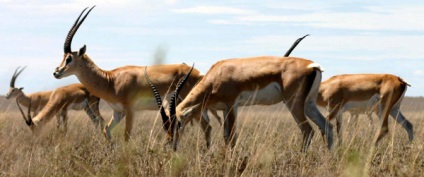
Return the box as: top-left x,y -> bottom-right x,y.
147,56 -> 334,151
317,74 -> 413,145
6,67 -> 104,131
52,6 -> 218,147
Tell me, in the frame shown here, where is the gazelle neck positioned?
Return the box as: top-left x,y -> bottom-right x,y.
16,92 -> 31,107
177,82 -> 211,119
75,54 -> 116,102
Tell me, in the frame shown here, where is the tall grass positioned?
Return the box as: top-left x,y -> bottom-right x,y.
0,99 -> 423,176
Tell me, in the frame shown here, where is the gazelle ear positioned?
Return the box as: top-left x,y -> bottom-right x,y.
78,45 -> 86,56
19,87 -> 24,90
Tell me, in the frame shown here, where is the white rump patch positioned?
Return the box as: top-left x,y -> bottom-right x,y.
307,63 -> 324,72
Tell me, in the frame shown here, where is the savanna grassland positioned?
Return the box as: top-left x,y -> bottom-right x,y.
0,96 -> 423,177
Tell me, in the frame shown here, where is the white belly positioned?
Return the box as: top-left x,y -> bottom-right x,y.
106,94 -> 174,112
342,94 -> 380,113
236,82 -> 283,106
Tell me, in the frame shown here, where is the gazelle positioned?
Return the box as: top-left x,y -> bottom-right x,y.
184,34 -> 310,128
7,67 -> 104,131
147,57 -> 334,151
6,66 -> 50,116
317,74 -> 413,145
17,83 -> 105,134
52,6 -> 219,147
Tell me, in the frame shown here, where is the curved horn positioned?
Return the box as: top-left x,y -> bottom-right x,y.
144,67 -> 171,131
169,63 -> 195,122
64,6 -> 96,53
10,66 -> 27,87
16,99 -> 32,126
284,34 -> 309,57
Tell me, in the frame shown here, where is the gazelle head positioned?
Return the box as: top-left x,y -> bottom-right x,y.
6,66 -> 26,99
144,64 -> 194,148
16,99 -> 41,135
53,6 -> 95,79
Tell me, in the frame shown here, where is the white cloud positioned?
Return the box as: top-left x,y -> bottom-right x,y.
173,6 -> 255,15
0,0 -> 178,14
202,4 -> 424,31
414,70 -> 424,77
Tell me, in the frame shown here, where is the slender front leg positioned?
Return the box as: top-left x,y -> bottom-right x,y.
56,110 -> 68,133
335,110 -> 343,145
56,112 -> 63,129
223,105 -> 238,148
62,110 -> 69,133
84,99 -> 105,129
200,109 -> 212,148
103,111 -> 125,140
208,108 -> 222,126
124,108 -> 134,142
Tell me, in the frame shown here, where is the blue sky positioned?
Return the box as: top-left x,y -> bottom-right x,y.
1,0 -> 424,96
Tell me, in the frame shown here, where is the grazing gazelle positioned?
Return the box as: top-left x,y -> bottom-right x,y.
17,83 -> 105,134
52,6 -> 219,147
6,66 -> 50,116
147,57 -> 334,152
7,67 -> 104,131
317,74 -> 413,145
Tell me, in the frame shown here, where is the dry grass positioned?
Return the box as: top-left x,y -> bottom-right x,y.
0,97 -> 423,177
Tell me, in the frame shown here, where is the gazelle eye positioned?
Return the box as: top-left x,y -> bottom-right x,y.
65,56 -> 72,64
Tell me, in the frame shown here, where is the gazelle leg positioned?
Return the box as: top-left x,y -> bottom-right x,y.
124,109 -> 134,142
56,112 -> 63,129
223,106 -> 238,148
103,111 -> 125,140
200,110 -> 212,148
304,101 -> 334,150
62,110 -> 68,133
390,107 -> 413,141
375,101 -> 392,145
84,99 -> 104,129
325,105 -> 342,145
209,108 -> 222,126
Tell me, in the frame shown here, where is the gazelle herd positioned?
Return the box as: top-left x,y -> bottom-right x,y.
8,6 -> 415,152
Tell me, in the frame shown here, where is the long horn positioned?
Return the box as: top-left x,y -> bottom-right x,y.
284,34 -> 309,57
169,64 -> 195,124
10,66 -> 27,87
64,6 -> 96,53
144,67 -> 171,131
16,99 -> 32,126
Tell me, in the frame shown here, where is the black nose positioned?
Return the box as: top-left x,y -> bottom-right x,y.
53,72 -> 60,78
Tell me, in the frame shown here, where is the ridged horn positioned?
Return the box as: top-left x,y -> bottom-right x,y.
169,63 -> 195,124
64,6 -> 95,53
10,66 -> 26,88
144,66 -> 171,131
284,34 -> 309,57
